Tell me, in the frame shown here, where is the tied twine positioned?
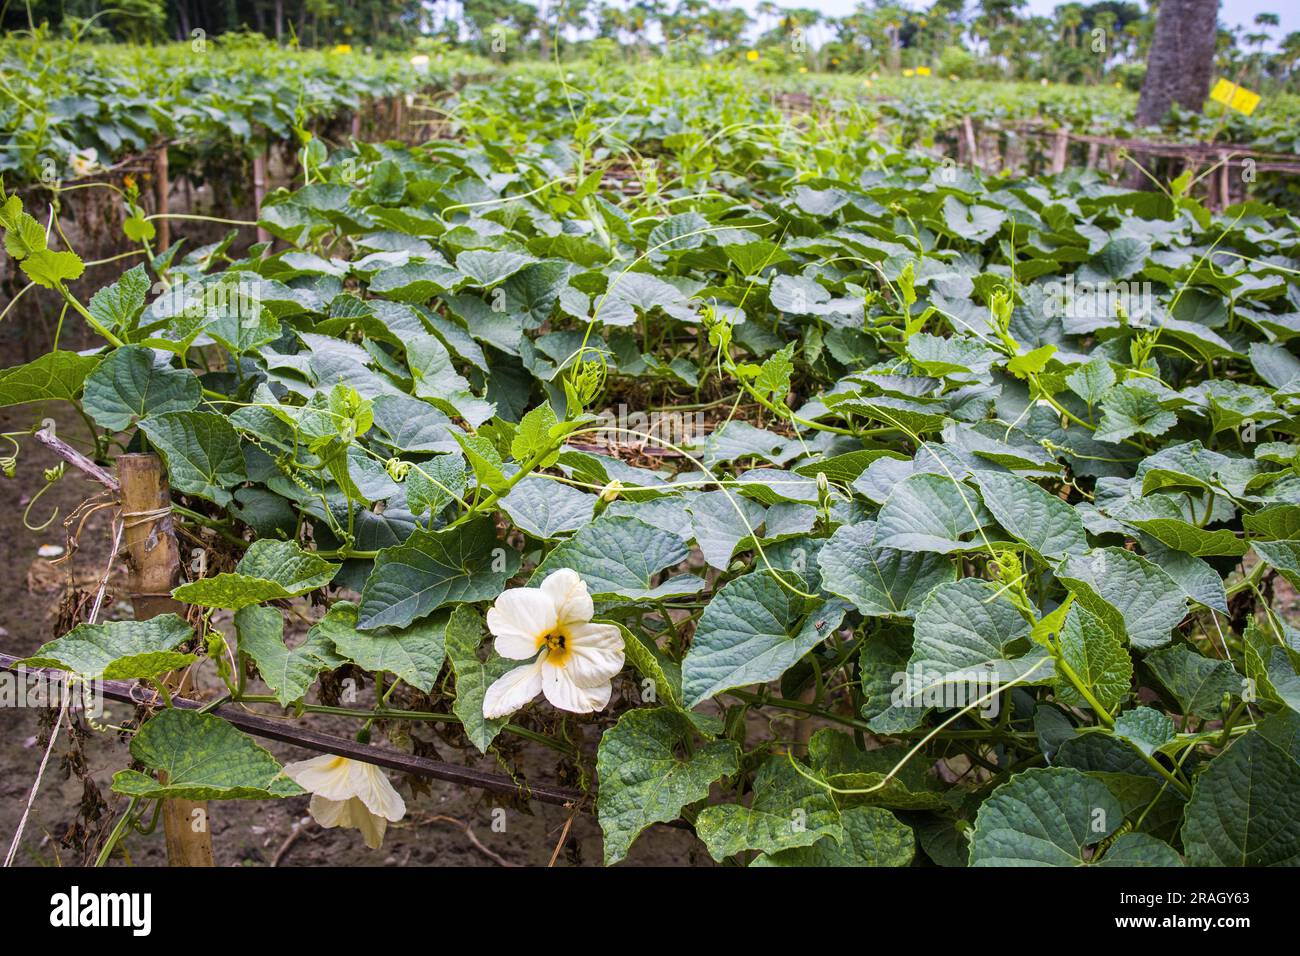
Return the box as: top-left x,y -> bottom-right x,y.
120,505 -> 178,598
121,505 -> 172,529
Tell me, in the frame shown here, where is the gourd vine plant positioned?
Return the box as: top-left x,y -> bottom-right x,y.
2,62 -> 1300,868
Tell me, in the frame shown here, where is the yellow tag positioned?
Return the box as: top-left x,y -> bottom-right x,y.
1210,78 -> 1261,116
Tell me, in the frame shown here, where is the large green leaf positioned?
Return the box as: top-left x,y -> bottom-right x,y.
596,707 -> 739,865
234,605 -> 339,707
499,476 -> 594,539
1055,604 -> 1132,715
1112,495 -> 1247,558
19,614 -> 193,680
406,333 -> 494,427
906,578 -> 1054,698
972,470 -> 1089,564
82,345 -> 200,430
530,515 -> 703,601
694,755 -> 841,861
686,490 -> 766,571
444,605 -> 511,753
1252,540 -> 1300,590
1094,832 -> 1184,866
1056,548 -> 1188,650
173,539 -> 338,610
112,708 -> 303,801
358,518 -> 518,630
682,571 -> 848,707
752,806 -> 915,866
817,520 -> 957,618
140,410 -> 247,507
87,264 -> 150,335
616,622 -> 682,709
941,195 -> 1006,243
312,600 -> 447,693
0,351 -> 100,408
1181,721 -> 1300,866
969,766 -> 1123,866
1144,643 -> 1242,719
455,249 -> 536,287
875,472 -> 989,553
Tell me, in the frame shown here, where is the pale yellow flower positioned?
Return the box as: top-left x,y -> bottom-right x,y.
483,569 -> 625,719
282,755 -> 405,849
68,148 -> 98,178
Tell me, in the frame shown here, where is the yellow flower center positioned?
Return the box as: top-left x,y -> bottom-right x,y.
538,629 -> 572,666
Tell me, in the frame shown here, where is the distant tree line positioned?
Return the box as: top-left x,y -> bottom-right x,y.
4,1 -> 1298,92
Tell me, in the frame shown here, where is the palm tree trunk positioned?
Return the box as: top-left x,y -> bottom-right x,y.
1127,0 -> 1220,189
1135,0 -> 1219,126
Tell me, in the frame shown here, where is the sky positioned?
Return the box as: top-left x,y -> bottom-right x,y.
726,0 -> 1297,40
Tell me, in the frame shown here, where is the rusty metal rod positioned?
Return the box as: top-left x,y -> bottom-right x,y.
0,654 -> 587,809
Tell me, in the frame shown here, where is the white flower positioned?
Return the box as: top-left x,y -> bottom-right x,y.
482,569 -> 625,719
68,148 -> 98,178
282,754 -> 405,850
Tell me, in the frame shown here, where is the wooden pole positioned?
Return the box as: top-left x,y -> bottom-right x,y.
963,116 -> 979,172
117,453 -> 214,867
1218,151 -> 1232,211
252,148 -> 270,246
154,146 -> 170,251
1050,128 -> 1069,174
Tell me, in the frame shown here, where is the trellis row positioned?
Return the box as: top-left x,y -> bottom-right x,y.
772,89 -> 1300,213
953,117 -> 1300,211
1,91 -> 444,359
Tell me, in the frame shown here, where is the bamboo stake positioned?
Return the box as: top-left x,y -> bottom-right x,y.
117,454 -> 214,867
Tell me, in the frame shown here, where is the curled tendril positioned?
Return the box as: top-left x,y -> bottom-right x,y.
23,462 -> 64,532
385,457 -> 412,481
0,431 -> 20,478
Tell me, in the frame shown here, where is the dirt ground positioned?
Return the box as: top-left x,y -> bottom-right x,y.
0,404 -> 710,868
